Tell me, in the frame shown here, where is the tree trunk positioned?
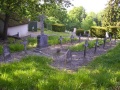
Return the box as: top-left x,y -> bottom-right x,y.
3,14 -> 10,40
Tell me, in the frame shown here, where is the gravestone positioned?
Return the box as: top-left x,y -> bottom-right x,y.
114,34 -> 117,44
84,40 -> 88,57
70,34 -> 74,44
103,37 -> 106,48
65,49 -> 72,62
109,34 -> 112,46
21,39 -> 28,53
87,33 -> 90,40
94,39 -> 99,54
73,28 -> 76,36
105,32 -> 109,38
3,45 -> 11,61
37,14 -> 48,48
78,33 -> 81,42
59,36 -> 63,46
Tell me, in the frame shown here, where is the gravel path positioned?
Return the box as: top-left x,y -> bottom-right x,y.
0,38 -> 118,71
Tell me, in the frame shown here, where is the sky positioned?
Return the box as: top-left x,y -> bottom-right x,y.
67,0 -> 109,13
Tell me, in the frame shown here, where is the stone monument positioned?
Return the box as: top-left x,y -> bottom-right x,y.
37,14 -> 48,48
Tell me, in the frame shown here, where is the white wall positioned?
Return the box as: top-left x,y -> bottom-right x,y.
7,24 -> 28,37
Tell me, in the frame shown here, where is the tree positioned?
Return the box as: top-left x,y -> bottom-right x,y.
102,0 -> 120,26
68,6 -> 86,29
0,0 -> 71,40
81,12 -> 97,30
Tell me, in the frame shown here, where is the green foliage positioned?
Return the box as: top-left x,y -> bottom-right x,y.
9,43 -> 24,53
27,37 -> 37,48
0,45 -> 3,55
102,0 -> 120,26
67,6 -> 86,30
81,13 -> 97,30
48,35 -> 70,45
52,24 -> 66,32
76,29 -> 84,36
90,26 -> 107,38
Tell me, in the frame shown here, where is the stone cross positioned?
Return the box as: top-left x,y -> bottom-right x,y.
40,14 -> 45,35
94,39 -> 99,54
21,39 -> 28,53
3,45 -> 11,61
59,36 -> 63,46
70,34 -> 74,44
84,40 -> 88,58
78,33 -> 81,42
103,37 -> 106,48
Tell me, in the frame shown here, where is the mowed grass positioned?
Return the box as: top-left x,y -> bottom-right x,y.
44,30 -> 71,37
0,43 -> 120,89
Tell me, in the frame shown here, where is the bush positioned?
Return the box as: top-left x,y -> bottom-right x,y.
90,26 -> 107,38
52,24 -> 65,32
76,29 -> 84,36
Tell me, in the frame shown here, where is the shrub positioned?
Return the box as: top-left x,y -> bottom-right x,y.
90,26 -> 107,38
52,24 -> 65,32
76,29 -> 84,36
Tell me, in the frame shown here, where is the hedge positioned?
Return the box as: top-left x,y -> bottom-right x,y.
76,29 -> 84,36
52,24 -> 65,32
90,26 -> 107,38
90,26 -> 120,38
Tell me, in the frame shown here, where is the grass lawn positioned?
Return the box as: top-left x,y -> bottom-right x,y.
0,43 -> 120,89
44,30 -> 71,37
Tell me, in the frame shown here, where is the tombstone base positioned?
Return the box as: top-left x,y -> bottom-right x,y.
37,34 -> 48,48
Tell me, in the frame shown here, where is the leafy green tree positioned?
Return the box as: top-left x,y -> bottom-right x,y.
81,12 -> 97,30
0,0 -> 71,40
102,0 -> 120,26
67,6 -> 86,30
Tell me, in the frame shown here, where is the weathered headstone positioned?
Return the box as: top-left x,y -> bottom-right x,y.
84,40 -> 88,57
103,37 -> 106,48
70,34 -> 74,44
109,34 -> 112,46
114,34 -> 117,44
37,14 -> 48,48
3,45 -> 11,61
59,36 -> 63,46
65,49 -> 72,62
21,39 -> 28,53
78,33 -> 81,42
87,33 -> 90,40
105,32 -> 109,38
94,39 -> 99,54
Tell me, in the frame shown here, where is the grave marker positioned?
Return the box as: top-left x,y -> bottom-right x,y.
3,45 -> 11,61
59,36 -> 63,46
21,39 -> 28,53
94,39 -> 99,54
84,40 -> 88,57
103,37 -> 106,48
78,33 -> 81,42
65,49 -> 72,63
70,34 -> 74,44
37,14 -> 48,48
